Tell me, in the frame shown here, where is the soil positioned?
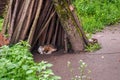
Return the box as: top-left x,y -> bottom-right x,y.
33,23 -> 120,80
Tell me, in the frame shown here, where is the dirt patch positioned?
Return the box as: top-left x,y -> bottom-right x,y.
33,24 -> 120,80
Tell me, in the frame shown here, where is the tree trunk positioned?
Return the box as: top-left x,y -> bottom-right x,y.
2,0 -> 89,53
53,0 -> 88,52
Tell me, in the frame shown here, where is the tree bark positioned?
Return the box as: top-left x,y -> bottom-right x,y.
28,0 -> 43,45
53,0 -> 88,52
2,0 -> 89,53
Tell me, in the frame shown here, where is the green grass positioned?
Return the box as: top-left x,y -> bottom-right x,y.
0,17 -> 3,31
73,0 -> 120,33
85,43 -> 101,52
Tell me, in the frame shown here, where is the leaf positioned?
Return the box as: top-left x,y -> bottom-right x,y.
22,65 -> 29,70
42,69 -> 54,75
7,63 -> 16,70
26,76 -> 37,80
26,70 -> 33,74
0,41 -> 61,79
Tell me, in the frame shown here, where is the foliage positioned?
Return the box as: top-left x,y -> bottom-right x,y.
85,43 -> 101,52
0,41 -> 61,80
0,17 -> 3,31
73,0 -> 120,33
67,60 -> 91,80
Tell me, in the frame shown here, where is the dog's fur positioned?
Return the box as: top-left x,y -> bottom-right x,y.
38,44 -> 57,54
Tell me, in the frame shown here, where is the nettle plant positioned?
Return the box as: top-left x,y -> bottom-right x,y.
0,41 -> 61,80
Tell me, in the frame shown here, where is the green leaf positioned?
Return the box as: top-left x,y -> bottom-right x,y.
26,70 -> 33,74
22,65 -> 29,70
0,41 -> 61,79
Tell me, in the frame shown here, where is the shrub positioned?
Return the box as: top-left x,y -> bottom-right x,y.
0,41 -> 61,80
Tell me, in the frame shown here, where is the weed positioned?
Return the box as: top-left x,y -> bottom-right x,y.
86,33 -> 92,39
67,60 -> 91,80
85,43 -> 101,52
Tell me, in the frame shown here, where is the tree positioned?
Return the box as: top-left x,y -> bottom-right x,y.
0,0 -> 8,16
53,0 -> 89,52
2,0 -> 89,52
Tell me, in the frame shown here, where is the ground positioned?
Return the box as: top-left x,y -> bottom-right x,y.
33,23 -> 120,80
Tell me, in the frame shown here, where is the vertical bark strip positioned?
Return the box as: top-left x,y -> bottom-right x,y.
2,0 -> 88,52
14,0 -> 31,43
9,0 -> 19,41
2,0 -> 13,34
20,0 -> 35,40
28,0 -> 43,45
53,0 -> 87,51
32,11 -> 55,48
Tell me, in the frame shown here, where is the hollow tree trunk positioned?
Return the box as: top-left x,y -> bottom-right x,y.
53,0 -> 88,52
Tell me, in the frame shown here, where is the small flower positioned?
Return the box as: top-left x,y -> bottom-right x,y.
67,61 -> 71,67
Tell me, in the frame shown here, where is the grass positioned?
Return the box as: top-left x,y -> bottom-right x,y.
73,0 -> 120,33
85,43 -> 101,52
